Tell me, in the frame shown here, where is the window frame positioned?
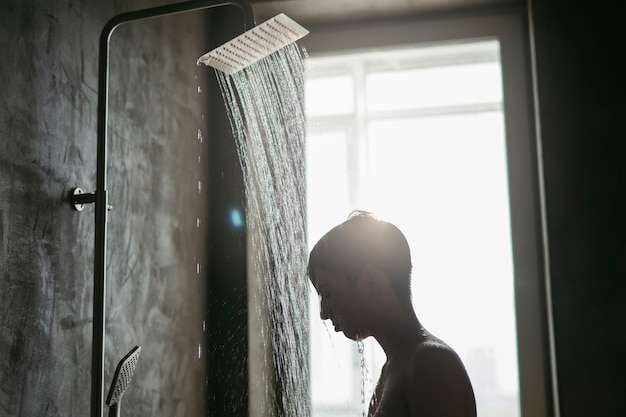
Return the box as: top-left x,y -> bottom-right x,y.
300,8 -> 557,417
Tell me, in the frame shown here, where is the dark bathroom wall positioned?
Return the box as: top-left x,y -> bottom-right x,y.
0,2 -> 102,415
529,1 -> 626,415
0,1 -> 247,416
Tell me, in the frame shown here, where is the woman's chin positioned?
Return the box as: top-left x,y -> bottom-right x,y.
342,329 -> 365,341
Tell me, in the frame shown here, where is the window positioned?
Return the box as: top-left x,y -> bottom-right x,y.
302,10 -> 555,417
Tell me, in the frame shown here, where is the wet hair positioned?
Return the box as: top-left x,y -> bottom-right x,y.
307,211 -> 413,305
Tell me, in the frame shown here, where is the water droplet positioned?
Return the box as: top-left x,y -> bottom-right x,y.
197,129 -> 203,143
198,344 -> 202,358
196,218 -> 201,228
196,263 -> 201,274
197,85 -> 202,93
197,181 -> 202,194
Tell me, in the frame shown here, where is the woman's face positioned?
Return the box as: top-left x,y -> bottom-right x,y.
309,267 -> 373,341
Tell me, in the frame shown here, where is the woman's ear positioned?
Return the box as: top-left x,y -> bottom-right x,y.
360,264 -> 387,295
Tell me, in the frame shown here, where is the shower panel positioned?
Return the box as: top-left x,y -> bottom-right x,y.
70,2 -> 255,417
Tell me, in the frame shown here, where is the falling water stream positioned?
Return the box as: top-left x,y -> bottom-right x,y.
215,43 -> 310,416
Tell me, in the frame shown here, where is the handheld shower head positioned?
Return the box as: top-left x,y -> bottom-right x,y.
197,13 -> 308,74
106,346 -> 141,417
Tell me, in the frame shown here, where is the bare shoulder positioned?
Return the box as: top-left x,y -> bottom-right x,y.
406,338 -> 477,417
410,338 -> 465,375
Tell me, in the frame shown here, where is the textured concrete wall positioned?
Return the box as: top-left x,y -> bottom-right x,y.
0,1 -> 248,416
1,1 -> 102,415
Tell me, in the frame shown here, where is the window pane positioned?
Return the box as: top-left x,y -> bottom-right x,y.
306,40 -> 521,417
306,130 -> 361,417
306,130 -> 351,247
308,285 -> 355,406
366,112 -> 520,413
366,62 -> 503,112
306,76 -> 354,117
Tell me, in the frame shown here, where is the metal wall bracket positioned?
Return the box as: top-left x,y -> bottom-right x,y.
71,188 -> 96,211
71,188 -> 113,212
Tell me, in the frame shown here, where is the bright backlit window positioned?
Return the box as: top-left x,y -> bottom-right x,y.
305,40 -> 520,417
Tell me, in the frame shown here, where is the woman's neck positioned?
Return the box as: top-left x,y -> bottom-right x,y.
375,309 -> 426,359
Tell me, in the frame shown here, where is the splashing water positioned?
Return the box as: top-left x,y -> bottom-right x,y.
215,43 -> 310,417
357,341 -> 377,417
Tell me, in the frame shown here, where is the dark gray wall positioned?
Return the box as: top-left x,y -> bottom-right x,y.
0,1 -> 248,416
1,1 -> 102,415
530,0 -> 626,416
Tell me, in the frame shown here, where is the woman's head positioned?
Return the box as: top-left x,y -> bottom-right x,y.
307,211 -> 413,306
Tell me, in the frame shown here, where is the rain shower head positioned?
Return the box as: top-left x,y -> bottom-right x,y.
197,13 -> 308,74
105,346 -> 141,417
